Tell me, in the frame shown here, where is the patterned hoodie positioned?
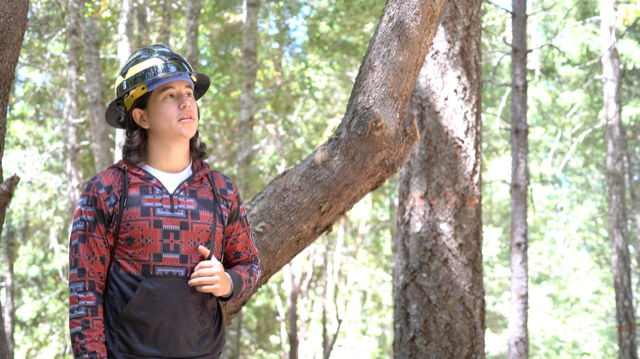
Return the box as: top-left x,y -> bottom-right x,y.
69,160 -> 260,359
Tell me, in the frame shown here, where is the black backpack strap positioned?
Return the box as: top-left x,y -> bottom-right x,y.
208,172 -> 227,264
109,164 -> 129,267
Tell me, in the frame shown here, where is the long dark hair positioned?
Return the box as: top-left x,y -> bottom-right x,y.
122,92 -> 208,164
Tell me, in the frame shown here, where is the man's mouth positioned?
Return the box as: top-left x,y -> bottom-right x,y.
179,115 -> 194,122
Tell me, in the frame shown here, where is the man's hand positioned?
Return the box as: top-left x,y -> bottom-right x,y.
189,245 -> 232,297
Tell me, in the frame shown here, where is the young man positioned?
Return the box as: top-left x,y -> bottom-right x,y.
69,44 -> 260,359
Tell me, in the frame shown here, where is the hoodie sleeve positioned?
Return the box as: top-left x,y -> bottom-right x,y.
215,174 -> 261,302
69,171 -> 119,359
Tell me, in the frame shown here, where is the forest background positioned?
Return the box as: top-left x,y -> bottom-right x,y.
1,0 -> 640,358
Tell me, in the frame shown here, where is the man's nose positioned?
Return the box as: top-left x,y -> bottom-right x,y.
179,94 -> 192,108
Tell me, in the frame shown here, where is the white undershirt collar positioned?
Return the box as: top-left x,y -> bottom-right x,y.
137,160 -> 193,194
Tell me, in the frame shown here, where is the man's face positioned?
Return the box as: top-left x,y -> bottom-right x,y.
133,80 -> 199,143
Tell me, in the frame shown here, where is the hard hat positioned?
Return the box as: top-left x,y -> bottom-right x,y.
105,44 -> 210,129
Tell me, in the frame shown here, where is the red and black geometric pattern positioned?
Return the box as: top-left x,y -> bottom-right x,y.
69,160 -> 260,359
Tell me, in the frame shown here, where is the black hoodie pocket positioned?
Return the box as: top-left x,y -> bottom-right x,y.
115,278 -> 218,358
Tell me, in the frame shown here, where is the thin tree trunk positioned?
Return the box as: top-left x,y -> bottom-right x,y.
393,0 -> 483,356
115,0 -> 133,163
623,137 -> 640,274
185,0 -> 204,72
297,248 -> 315,357
0,1 -> 28,357
2,216 -> 15,359
65,0 -> 84,219
284,256 -> 301,359
222,3 -> 259,356
601,0 -> 638,356
135,0 -> 151,48
237,0 -> 261,194
508,0 -> 529,355
323,216 -> 346,359
82,2 -> 113,171
218,0 -> 449,321
272,283 -> 288,359
156,0 -> 172,46
321,236 -> 329,357
220,312 -> 242,359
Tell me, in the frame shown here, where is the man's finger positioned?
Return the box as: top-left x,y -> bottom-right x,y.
189,274 -> 220,285
198,245 -> 221,262
190,267 -> 216,279
193,260 -> 215,272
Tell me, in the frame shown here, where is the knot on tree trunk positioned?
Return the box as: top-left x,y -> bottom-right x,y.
0,175 -> 20,210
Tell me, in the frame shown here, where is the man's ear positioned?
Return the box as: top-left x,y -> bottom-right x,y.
132,108 -> 150,129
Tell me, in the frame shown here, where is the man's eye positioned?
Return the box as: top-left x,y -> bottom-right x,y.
186,92 -> 193,97
166,94 -> 174,99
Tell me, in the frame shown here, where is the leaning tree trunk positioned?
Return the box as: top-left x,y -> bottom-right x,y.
237,0 -> 261,193
0,1 -> 28,357
114,0 -> 133,163
508,0 -> 529,356
393,0 -> 484,356
65,0 -> 84,219
185,0 -> 204,72
221,0 -> 450,322
82,2 -> 113,171
601,0 -> 638,357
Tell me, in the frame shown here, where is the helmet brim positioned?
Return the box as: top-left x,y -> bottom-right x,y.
105,72 -> 211,130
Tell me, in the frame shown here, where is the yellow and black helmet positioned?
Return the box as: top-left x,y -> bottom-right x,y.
105,44 -> 210,129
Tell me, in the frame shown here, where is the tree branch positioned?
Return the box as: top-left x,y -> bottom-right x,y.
0,176 -> 20,212
220,0 -> 450,322
483,0 -> 512,15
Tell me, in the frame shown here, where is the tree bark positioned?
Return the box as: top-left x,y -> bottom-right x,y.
221,0 -> 449,323
82,2 -> 113,171
185,0 -> 204,72
115,0 -> 133,163
0,0 -> 28,185
65,0 -> 84,219
393,0 -> 484,356
0,1 -> 28,357
601,0 -> 638,357
237,0 -> 261,193
2,216 -> 15,359
508,0 -> 529,356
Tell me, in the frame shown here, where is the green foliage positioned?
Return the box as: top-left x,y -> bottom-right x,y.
483,0 -> 640,356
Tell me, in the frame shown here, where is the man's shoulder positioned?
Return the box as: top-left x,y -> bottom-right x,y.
82,164 -> 127,211
208,169 -> 238,197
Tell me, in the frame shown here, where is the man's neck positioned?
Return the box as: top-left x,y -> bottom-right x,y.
144,138 -> 191,173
